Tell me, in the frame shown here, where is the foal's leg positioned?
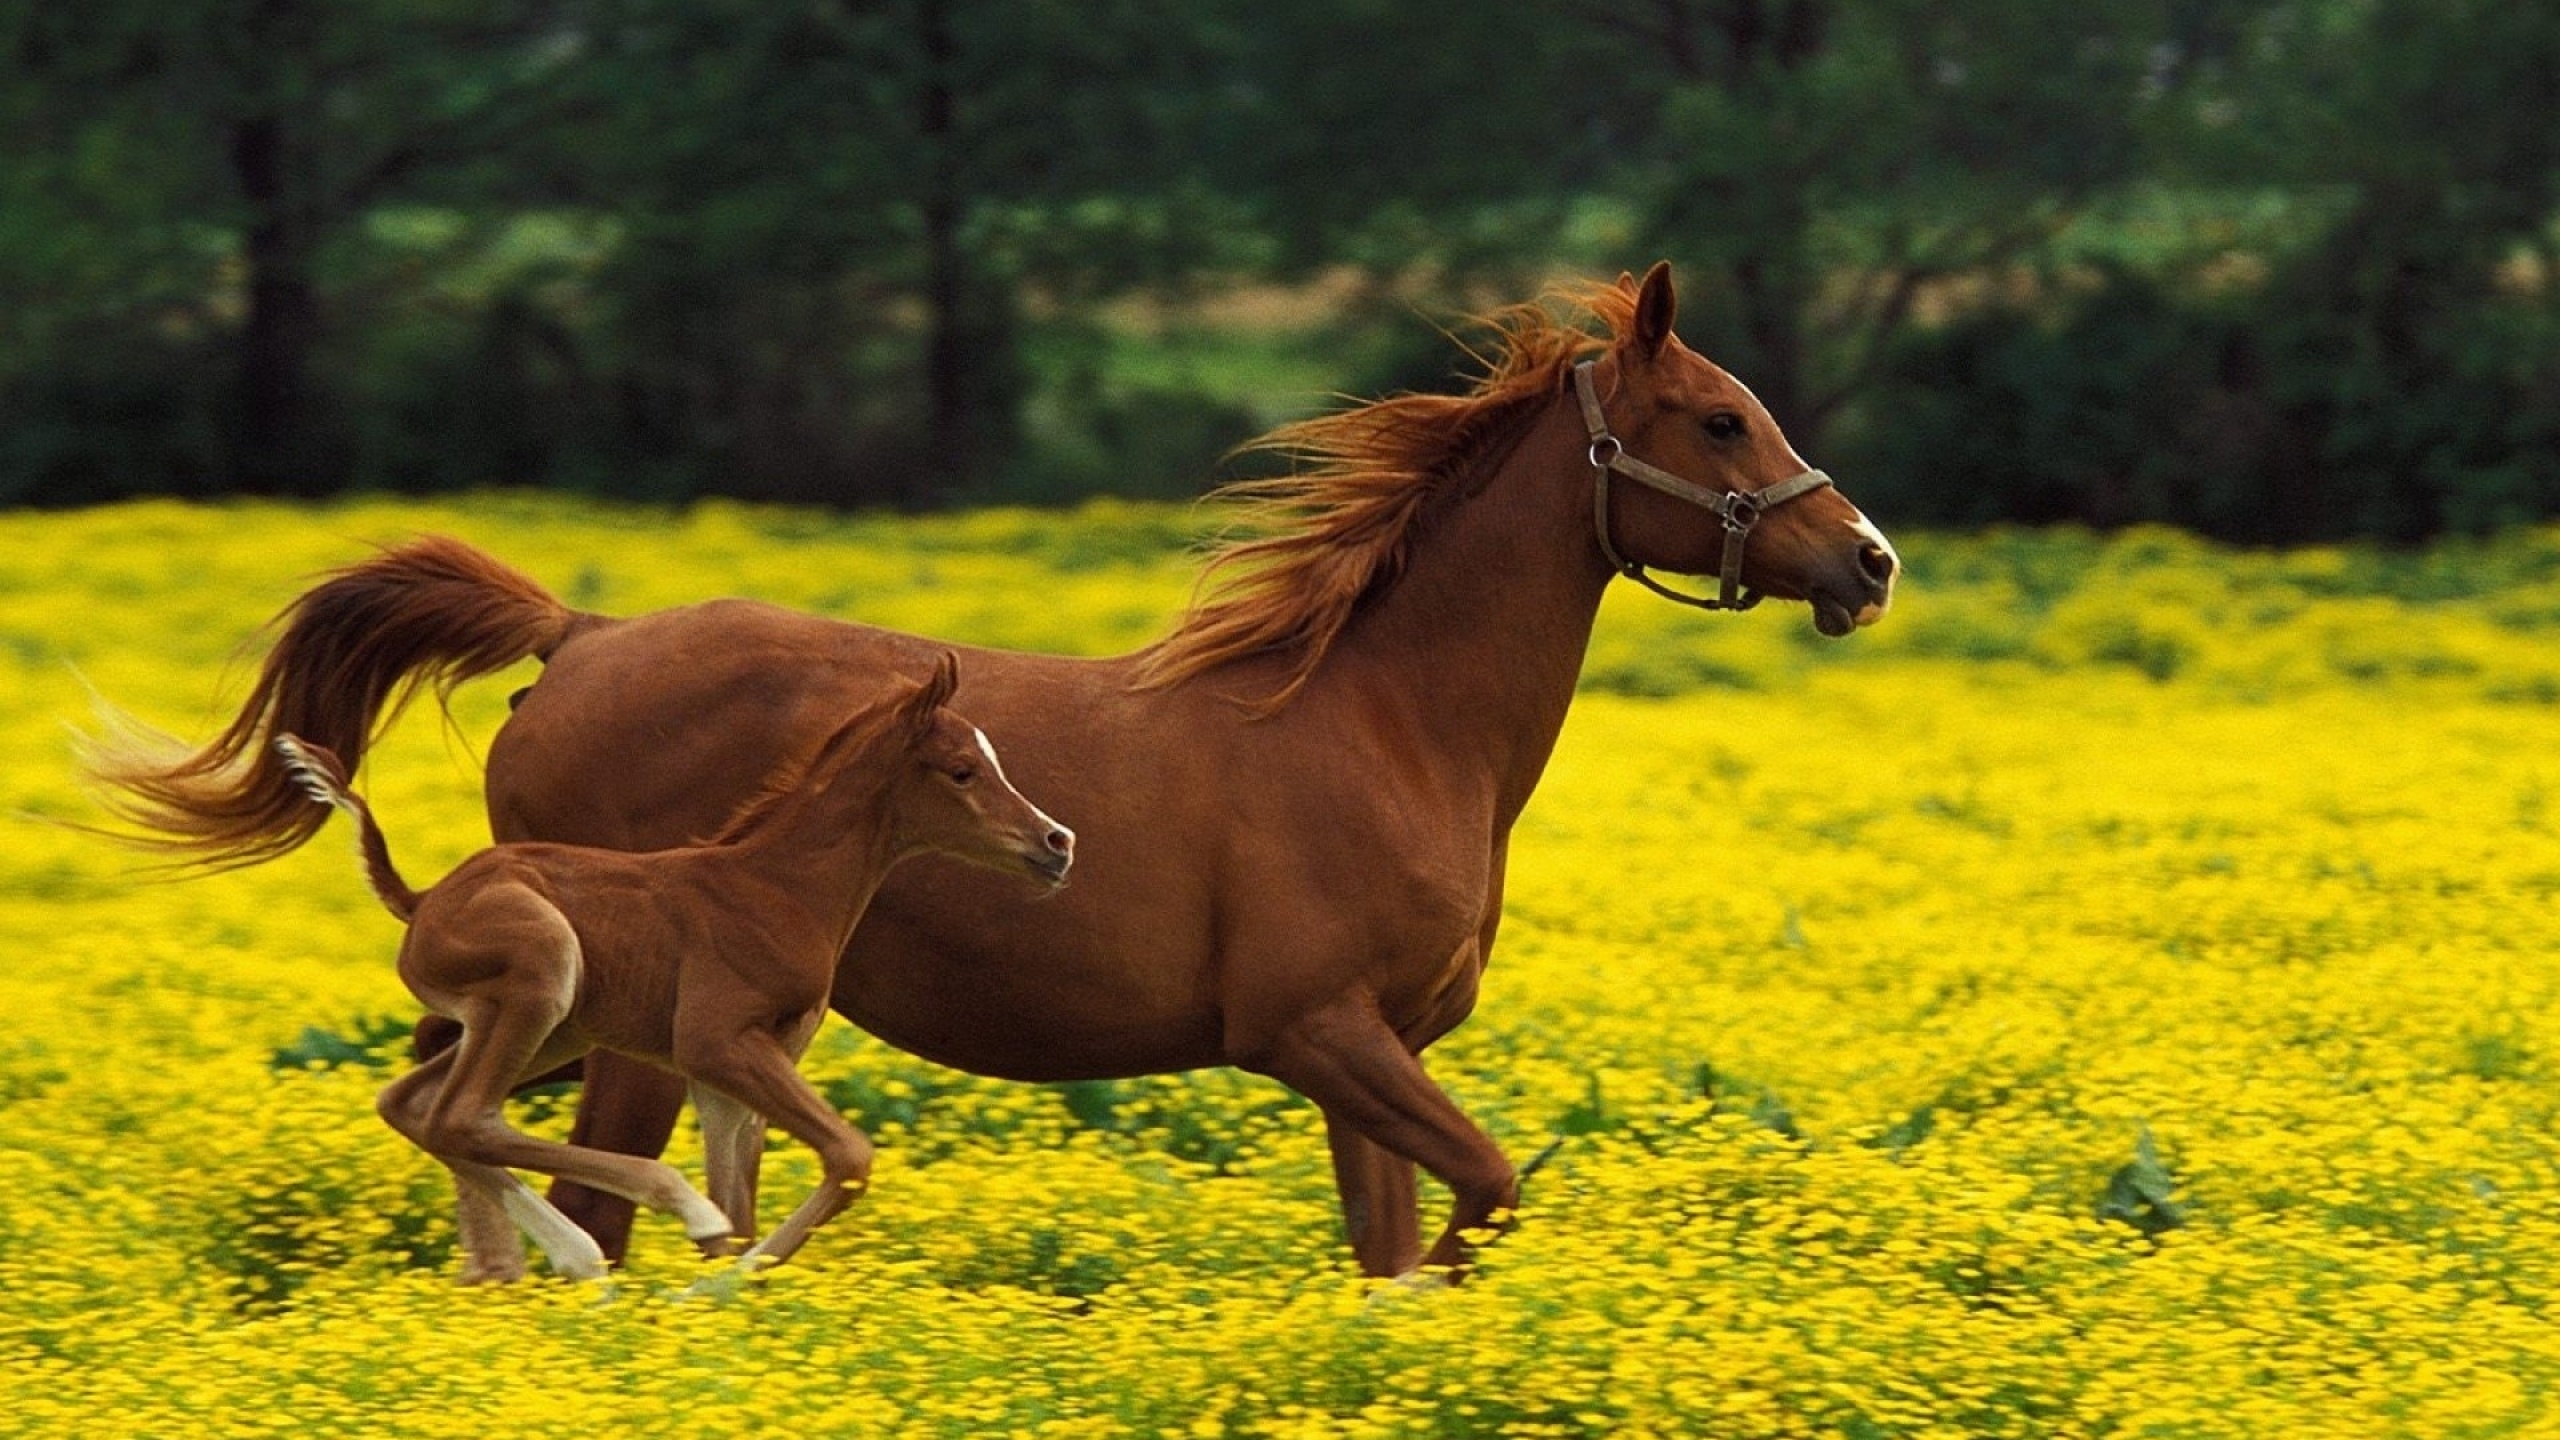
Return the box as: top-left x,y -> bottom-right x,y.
690,1081 -> 765,1244
380,1048 -> 604,1282
547,1050 -> 688,1263
1252,996 -> 1516,1279
411,1013 -> 589,1277
404,937 -> 742,1270
417,1019 -> 732,1255
678,1020 -> 873,1270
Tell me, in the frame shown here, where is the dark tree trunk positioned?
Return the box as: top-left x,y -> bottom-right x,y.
227,0 -> 331,495
1732,253 -> 1812,440
915,0 -> 963,508
231,116 -> 324,494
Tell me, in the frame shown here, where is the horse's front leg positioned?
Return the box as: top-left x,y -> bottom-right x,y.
691,1082 -> 766,1245
678,1013 -> 873,1271
1251,996 -> 1516,1281
1325,1119 -> 1421,1277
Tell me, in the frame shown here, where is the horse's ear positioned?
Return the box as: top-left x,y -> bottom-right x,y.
898,650 -> 961,739
1614,269 -> 1640,294
1631,261 -> 1677,361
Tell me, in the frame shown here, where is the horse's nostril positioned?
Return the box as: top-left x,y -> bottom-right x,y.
1045,827 -> 1073,855
1858,543 -> 1896,584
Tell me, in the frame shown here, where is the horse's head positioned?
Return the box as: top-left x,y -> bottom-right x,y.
1580,262 -> 1897,636
881,652 -> 1074,889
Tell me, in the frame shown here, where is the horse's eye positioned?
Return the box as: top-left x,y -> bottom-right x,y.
949,766 -> 977,787
1704,412 -> 1746,442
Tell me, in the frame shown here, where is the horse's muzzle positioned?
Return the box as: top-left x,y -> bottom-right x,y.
1811,541 -> 1898,637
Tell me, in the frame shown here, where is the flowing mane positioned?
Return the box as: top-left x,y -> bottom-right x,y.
696,710 -> 881,847
699,653 -> 959,846
1135,279 -> 1642,712
699,728 -> 846,847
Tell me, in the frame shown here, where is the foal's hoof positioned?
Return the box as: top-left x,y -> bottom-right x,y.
692,1231 -> 748,1260
675,1255 -> 773,1304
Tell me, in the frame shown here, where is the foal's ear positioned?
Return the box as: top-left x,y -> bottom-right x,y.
1629,260 -> 1677,361
897,650 -> 962,738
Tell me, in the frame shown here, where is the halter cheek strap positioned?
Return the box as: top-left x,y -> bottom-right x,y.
1572,359 -> 1833,612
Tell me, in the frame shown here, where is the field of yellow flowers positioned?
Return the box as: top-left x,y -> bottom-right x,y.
4,496 -> 2559,1438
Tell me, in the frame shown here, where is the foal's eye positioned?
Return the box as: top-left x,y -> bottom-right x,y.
1703,412 -> 1747,442
948,766 -> 977,787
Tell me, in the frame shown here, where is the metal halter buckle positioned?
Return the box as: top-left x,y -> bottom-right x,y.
1571,359 -> 1831,613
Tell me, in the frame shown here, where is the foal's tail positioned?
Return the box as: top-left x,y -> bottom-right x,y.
82,537 -> 581,872
272,736 -> 421,921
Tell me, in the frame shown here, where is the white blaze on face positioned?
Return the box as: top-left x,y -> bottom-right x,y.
1732,368 -> 1899,629
1727,374 -> 1816,474
975,727 -> 1072,844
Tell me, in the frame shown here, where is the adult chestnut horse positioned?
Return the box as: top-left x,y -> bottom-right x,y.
95,264 -> 1898,1278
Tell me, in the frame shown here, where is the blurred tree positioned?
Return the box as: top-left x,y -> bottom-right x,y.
2,0 -> 2553,529
2197,0 -> 2560,539
535,0 -> 1239,505
0,0 -> 577,499
1565,0 -> 2179,451
1847,0 -> 2560,541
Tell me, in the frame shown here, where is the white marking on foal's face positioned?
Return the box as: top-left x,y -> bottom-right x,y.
973,726 -> 1072,845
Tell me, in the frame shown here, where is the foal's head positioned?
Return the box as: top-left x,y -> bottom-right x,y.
1583,262 -> 1899,635
802,652 -> 1074,889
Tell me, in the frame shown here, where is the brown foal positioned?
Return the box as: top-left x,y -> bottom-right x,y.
275,654 -> 1072,1281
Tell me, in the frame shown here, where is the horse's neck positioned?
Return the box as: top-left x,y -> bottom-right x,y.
1325,399 -> 1614,826
718,777 -> 900,934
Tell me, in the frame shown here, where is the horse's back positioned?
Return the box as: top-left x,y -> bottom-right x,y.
485,596 -> 1503,1082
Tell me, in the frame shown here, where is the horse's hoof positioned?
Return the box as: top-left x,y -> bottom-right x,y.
1362,1268 -> 1454,1307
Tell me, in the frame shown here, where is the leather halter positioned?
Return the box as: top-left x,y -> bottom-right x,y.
1572,359 -> 1834,612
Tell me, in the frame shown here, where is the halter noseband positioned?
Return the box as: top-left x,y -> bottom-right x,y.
1572,359 -> 1834,612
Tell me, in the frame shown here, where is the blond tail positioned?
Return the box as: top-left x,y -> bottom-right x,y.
272,735 -> 422,921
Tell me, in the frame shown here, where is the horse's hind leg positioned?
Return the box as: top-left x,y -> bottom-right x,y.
404,891 -> 733,1269
380,1046 -> 599,1281
1252,998 -> 1515,1280
413,1013 -> 619,1272
547,1050 -> 689,1262
419,1002 -> 735,1264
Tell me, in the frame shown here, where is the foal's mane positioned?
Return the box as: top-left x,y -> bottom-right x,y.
697,657 -> 955,847
1135,279 -> 1639,712
700,718 -> 874,847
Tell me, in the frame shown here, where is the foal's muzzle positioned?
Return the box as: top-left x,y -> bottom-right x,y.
1026,825 -> 1074,887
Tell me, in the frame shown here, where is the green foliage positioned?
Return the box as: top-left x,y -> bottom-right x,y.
1,0 -> 2556,538
2098,1128 -> 2187,1239
268,1014 -> 415,1074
